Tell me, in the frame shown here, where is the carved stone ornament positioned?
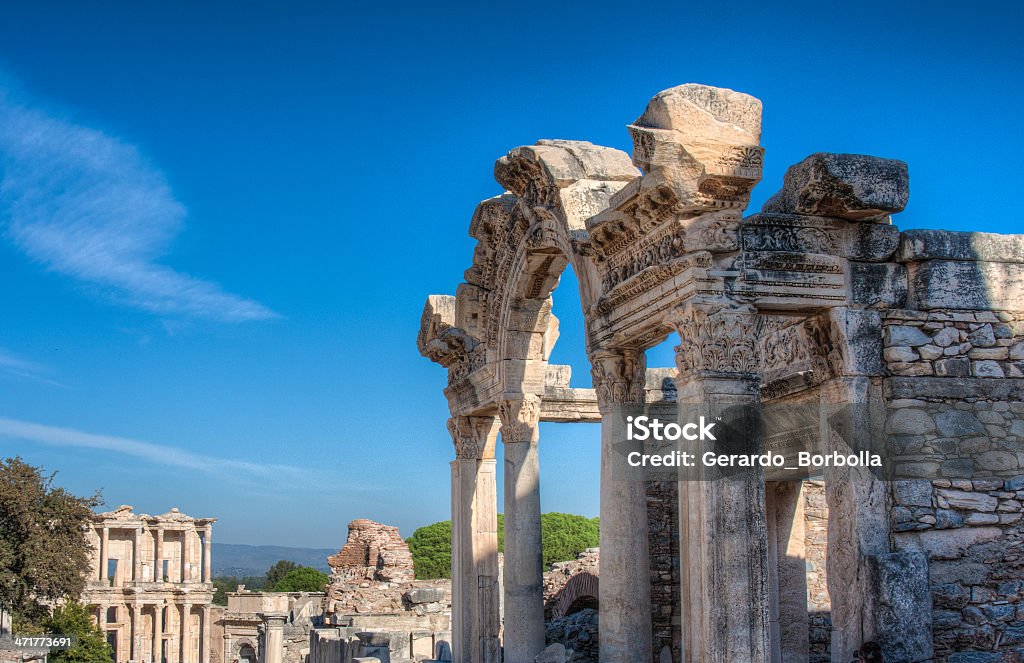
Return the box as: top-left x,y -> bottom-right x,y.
590,349 -> 647,410
498,394 -> 542,443
447,416 -> 500,460
672,297 -> 760,378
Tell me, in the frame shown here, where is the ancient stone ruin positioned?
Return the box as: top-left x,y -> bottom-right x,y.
418,83 -> 1024,662
312,519 -> 452,662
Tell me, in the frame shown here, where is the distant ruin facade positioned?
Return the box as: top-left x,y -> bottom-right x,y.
83,505 -> 215,663
418,83 -> 1024,662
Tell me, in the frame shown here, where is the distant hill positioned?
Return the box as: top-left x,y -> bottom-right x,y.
211,543 -> 335,578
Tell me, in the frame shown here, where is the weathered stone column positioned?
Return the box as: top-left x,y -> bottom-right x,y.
181,603 -> 192,663
448,416 -> 502,663
131,604 -> 143,662
100,526 -> 109,582
134,528 -> 143,581
497,394 -> 545,662
672,298 -> 771,662
156,528 -> 165,582
590,349 -> 654,662
259,614 -> 287,663
154,604 -> 164,663
202,529 -> 212,583
201,606 -> 211,663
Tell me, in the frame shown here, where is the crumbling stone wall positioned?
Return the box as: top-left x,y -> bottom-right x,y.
804,481 -> 831,663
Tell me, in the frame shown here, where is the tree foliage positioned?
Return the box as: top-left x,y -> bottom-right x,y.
264,560 -> 298,589
211,575 -> 266,606
407,513 -> 598,580
269,567 -> 328,593
0,457 -> 100,628
43,602 -> 113,663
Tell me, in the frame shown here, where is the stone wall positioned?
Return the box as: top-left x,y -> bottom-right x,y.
804,481 -> 831,663
646,480 -> 680,663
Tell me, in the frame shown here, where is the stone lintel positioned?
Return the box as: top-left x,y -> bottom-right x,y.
906,259 -> 1024,311
886,376 -> 1024,401
898,229 -> 1024,264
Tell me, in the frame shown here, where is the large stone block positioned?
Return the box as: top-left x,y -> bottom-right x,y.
906,260 -> 1024,310
762,153 -> 909,222
898,229 -> 1024,263
850,262 -> 907,308
862,551 -> 933,662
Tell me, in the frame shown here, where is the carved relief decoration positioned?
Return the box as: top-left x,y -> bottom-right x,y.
498,394 -> 542,443
672,298 -> 760,377
447,416 -> 500,460
590,349 -> 647,410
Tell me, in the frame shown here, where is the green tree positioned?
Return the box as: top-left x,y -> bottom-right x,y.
406,513 -> 597,580
265,560 -> 298,588
43,602 -> 113,663
0,457 -> 100,629
211,575 -> 267,606
269,567 -> 328,593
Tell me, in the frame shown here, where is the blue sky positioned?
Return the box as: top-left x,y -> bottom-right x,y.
0,1 -> 1021,547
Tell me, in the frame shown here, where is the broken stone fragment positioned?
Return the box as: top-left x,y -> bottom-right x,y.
763,153 -> 909,222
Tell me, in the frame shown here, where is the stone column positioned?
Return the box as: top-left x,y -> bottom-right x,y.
181,604 -> 191,663
448,415 -> 501,663
259,614 -> 287,663
134,528 -> 143,582
590,349 -> 654,662
156,529 -> 165,582
182,532 -> 190,583
100,526 -> 110,582
203,529 -> 212,583
154,604 -> 164,663
131,605 -> 142,663
201,606 -> 211,663
497,394 -> 545,662
672,298 -> 771,662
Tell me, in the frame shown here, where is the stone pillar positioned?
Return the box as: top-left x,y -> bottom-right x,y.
99,603 -> 108,633
203,529 -> 212,583
201,606 -> 211,663
672,298 -> 771,662
182,532 -> 190,582
134,528 -> 143,582
154,604 -> 164,663
497,394 -> 545,662
100,526 -> 110,581
259,614 -> 287,663
181,604 -> 192,663
131,604 -> 143,663
156,529 -> 165,582
447,416 -> 501,663
590,349 -> 654,662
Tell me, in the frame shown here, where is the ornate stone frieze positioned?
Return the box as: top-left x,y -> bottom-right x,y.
757,313 -> 843,397
498,394 -> 542,443
671,297 -> 760,378
590,349 -> 647,410
447,415 -> 501,460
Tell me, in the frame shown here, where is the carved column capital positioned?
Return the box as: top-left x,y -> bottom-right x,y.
446,416 -> 501,460
498,394 -> 542,443
670,296 -> 760,380
590,349 -> 647,412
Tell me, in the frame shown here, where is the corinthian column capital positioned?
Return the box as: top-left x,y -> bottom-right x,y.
498,394 -> 542,444
446,415 -> 501,460
670,296 -> 760,380
590,349 -> 647,412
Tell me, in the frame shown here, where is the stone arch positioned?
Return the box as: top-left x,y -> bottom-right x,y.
549,571 -> 600,619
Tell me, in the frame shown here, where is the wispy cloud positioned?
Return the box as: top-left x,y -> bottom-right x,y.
0,416 -> 301,481
0,347 -> 68,388
0,80 -> 276,322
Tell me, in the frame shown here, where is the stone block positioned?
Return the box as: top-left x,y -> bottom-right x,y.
936,489 -> 997,512
862,551 -> 933,662
888,408 -> 936,435
936,410 -> 985,437
973,360 -> 1006,378
907,260 -> 1024,311
935,358 -> 971,377
404,588 -> 446,605
763,153 -> 909,221
885,325 -> 930,347
850,262 -> 907,307
898,229 -> 1024,263
894,526 -> 1001,560
893,481 -> 933,507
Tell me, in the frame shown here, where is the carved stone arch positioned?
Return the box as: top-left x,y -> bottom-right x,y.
549,571 -> 600,619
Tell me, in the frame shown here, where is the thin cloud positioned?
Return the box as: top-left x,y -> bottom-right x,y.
0,416 -> 301,481
0,82 -> 276,322
0,347 -> 68,388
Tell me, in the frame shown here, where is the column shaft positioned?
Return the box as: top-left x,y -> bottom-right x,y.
134,528 -> 143,582
592,350 -> 653,663
203,529 -> 212,583
156,529 -> 165,582
498,396 -> 544,662
181,604 -> 191,663
154,605 -> 164,663
100,527 -> 110,581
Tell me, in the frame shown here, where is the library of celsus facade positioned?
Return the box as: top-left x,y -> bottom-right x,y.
83,505 -> 215,663
418,83 -> 1024,662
